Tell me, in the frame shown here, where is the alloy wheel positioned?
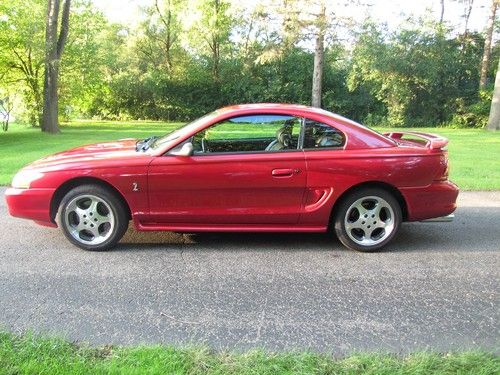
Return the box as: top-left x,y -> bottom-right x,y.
64,194 -> 115,245
344,195 -> 395,246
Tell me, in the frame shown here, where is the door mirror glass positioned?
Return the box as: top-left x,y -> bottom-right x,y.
168,141 -> 193,156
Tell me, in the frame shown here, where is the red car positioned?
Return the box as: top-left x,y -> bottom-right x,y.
5,104 -> 458,252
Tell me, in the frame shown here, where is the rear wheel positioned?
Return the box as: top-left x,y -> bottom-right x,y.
58,185 -> 128,251
334,188 -> 401,252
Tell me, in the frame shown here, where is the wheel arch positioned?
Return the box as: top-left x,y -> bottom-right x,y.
329,181 -> 408,224
50,177 -> 132,223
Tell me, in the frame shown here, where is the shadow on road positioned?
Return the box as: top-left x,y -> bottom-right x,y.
116,206 -> 499,254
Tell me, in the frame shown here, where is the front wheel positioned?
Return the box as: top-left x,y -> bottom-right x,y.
58,185 -> 129,251
334,188 -> 402,252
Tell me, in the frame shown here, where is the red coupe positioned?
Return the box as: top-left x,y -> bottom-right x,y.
5,104 -> 458,252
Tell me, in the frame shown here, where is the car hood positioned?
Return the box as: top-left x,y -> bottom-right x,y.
26,139 -> 149,170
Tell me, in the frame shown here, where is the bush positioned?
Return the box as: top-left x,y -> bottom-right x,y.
447,90 -> 492,128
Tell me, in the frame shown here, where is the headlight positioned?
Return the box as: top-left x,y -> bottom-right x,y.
11,170 -> 44,189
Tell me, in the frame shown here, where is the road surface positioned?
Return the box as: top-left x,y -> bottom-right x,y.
0,188 -> 498,354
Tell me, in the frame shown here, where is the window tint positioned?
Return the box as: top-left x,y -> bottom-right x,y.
192,114 -> 301,154
302,119 -> 344,149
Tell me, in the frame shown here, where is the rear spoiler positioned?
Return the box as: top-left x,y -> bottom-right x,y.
384,131 -> 448,150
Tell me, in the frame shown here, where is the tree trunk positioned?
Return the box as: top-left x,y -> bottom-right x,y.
155,0 -> 173,71
311,2 -> 326,108
463,0 -> 474,37
43,61 -> 59,132
212,0 -> 221,81
487,59 -> 500,130
212,36 -> 220,81
439,0 -> 445,24
42,0 -> 71,133
479,0 -> 498,89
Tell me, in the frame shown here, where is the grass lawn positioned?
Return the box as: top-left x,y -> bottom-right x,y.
0,121 -> 499,190
0,121 -> 181,186
0,332 -> 498,375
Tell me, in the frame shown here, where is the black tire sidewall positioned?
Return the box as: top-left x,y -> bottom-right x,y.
334,188 -> 402,252
57,184 -> 128,251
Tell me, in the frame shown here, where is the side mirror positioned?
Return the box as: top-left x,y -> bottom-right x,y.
169,142 -> 193,156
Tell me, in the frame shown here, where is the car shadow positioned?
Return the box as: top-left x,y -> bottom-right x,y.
116,206 -> 499,253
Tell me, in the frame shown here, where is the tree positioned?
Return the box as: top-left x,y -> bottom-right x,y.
311,1 -> 326,107
42,0 -> 71,133
155,0 -> 175,70
460,0 -> 474,36
0,94 -> 14,131
487,59 -> 500,130
136,0 -> 184,72
187,0 -> 232,81
59,5 -> 126,119
0,0 -> 45,126
439,0 -> 445,24
479,0 -> 498,89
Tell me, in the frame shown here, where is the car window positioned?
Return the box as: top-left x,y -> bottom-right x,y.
302,119 -> 345,149
192,114 -> 302,154
150,110 -> 220,150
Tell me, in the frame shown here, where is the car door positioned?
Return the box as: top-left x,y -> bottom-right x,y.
147,114 -> 307,225
299,118 -> 348,226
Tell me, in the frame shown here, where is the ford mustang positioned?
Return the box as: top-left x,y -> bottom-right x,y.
4,104 -> 458,252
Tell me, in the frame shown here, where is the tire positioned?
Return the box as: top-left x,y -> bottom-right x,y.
334,188 -> 402,252
57,184 -> 129,251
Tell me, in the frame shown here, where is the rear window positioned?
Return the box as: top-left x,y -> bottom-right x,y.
303,119 -> 345,149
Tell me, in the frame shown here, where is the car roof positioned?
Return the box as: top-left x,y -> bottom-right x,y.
218,103 -> 366,128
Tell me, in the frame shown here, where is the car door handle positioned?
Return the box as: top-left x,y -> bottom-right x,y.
272,168 -> 299,177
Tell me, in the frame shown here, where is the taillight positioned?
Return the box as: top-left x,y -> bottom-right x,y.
435,154 -> 449,181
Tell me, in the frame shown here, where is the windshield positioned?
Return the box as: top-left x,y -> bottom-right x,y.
150,110 -> 220,150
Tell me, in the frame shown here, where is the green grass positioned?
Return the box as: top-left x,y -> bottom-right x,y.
0,121 -> 499,190
0,332 -> 498,375
0,121 -> 181,186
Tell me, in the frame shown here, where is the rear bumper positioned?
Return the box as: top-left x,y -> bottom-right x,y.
400,181 -> 459,221
4,187 -> 56,226
421,213 -> 454,222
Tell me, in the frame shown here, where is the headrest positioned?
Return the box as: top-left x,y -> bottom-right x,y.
315,135 -> 336,147
276,127 -> 292,147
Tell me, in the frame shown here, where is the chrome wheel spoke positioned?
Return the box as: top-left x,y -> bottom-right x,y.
363,226 -> 374,239
346,218 -> 362,231
88,200 -> 99,215
376,220 -> 387,229
95,213 -> 111,225
74,221 -> 86,232
74,207 -> 87,220
88,225 -> 100,238
354,202 -> 367,216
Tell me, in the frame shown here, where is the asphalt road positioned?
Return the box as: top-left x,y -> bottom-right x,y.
0,188 -> 499,354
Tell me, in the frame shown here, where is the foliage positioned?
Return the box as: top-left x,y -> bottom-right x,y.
0,0 -> 45,126
59,2 -> 124,120
0,331 -> 498,375
450,89 -> 493,128
348,21 -> 485,127
0,0 -> 498,128
0,0 -> 122,126
0,89 -> 15,131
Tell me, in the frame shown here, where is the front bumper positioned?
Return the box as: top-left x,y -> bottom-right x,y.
4,187 -> 56,226
400,181 -> 459,222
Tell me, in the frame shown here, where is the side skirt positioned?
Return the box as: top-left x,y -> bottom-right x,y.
134,221 -> 327,233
